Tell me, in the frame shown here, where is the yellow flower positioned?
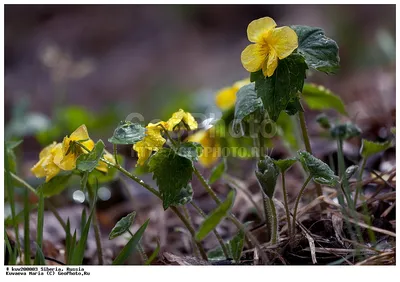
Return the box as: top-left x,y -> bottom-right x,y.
31,142 -> 62,182
241,17 -> 298,77
166,109 -> 198,131
53,124 -> 95,171
215,78 -> 250,110
133,121 -> 167,166
96,150 -> 116,173
188,128 -> 220,167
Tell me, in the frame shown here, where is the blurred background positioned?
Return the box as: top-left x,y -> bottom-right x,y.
4,5 -> 396,263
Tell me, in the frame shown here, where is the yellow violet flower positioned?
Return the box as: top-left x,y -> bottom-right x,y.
53,124 -> 95,171
96,150 -> 116,173
31,142 -> 63,182
241,17 -> 298,77
188,128 -> 220,167
215,78 -> 250,110
133,121 -> 167,166
166,109 -> 198,131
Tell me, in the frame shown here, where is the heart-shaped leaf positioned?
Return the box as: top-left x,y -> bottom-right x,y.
108,121 -> 146,145
297,150 -> 339,186
109,211 -> 136,240
360,139 -> 392,159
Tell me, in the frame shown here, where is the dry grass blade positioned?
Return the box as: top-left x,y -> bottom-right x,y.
356,251 -> 395,265
163,252 -> 209,265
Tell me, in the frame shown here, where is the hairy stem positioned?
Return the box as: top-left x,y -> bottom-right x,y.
298,111 -> 324,200
292,175 -> 312,234
263,194 -> 278,244
354,158 -> 367,206
281,172 -> 292,237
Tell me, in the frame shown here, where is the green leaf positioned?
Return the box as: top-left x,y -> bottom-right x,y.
252,53 -> 307,121
196,190 -> 235,241
176,142 -> 202,162
330,122 -> 362,140
316,113 -> 332,129
285,97 -> 304,116
291,25 -> 340,74
302,83 -> 347,115
33,247 -> 46,265
71,208 -> 94,265
145,239 -> 160,265
174,183 -> 193,206
297,150 -> 339,186
233,82 -> 263,126
207,247 -> 226,262
273,158 -> 297,173
76,140 -> 105,172
148,148 -> 193,209
360,139 -> 392,159
345,165 -> 359,180
255,156 -> 279,198
108,121 -> 146,145
209,159 -> 227,184
109,211 -> 136,240
37,172 -> 72,197
228,228 -> 245,262
112,219 -> 150,265
276,112 -> 300,151
87,155 -> 123,185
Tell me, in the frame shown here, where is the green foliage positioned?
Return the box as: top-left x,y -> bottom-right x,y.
87,155 -> 124,185
255,156 -> 279,198
175,142 -> 202,162
108,121 -> 146,145
209,159 -> 227,184
196,190 -> 235,241
360,139 -> 392,159
273,158 -> 297,173
276,112 -> 299,151
76,140 -> 105,172
345,165 -> 359,180
34,190 -> 45,265
145,239 -> 161,265
174,183 -> 194,206
5,140 -> 23,174
330,122 -> 362,140
297,150 -> 339,186
316,113 -> 332,129
112,219 -> 150,265
302,83 -> 347,115
148,148 -> 193,209
207,228 -> 245,263
109,212 -> 137,240
71,208 -> 94,265
251,54 -> 307,121
291,25 -> 340,74
233,82 -> 263,127
37,172 -> 72,197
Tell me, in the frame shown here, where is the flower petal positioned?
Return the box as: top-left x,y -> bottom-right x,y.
241,44 -> 266,73
182,112 -> 198,130
166,110 -> 185,131
247,17 -> 276,43
215,87 -> 237,110
262,50 -> 278,77
269,26 -> 298,59
187,129 -> 220,167
133,142 -> 153,166
69,124 -> 90,142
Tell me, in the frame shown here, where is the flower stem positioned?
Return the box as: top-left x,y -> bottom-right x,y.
281,172 -> 292,237
298,111 -> 324,199
128,230 -> 148,263
113,144 -> 119,166
190,201 -> 230,259
262,194 -> 278,244
354,158 -> 367,206
292,175 -> 312,234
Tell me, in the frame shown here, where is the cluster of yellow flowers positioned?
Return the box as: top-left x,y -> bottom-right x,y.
190,17 -> 298,167
32,17 -> 298,174
133,109 -> 198,166
31,125 -> 115,182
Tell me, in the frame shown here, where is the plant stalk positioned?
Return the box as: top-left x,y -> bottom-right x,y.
292,175 -> 312,234
281,172 -> 292,237
87,182 -> 104,265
